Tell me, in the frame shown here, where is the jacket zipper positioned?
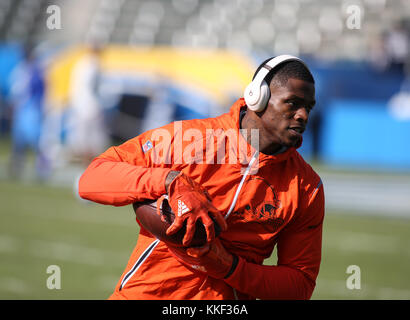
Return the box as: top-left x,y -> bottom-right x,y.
119,239 -> 160,290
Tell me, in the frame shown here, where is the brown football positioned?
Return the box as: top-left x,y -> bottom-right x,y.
132,198 -> 222,247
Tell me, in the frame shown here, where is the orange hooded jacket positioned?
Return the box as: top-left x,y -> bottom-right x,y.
79,98 -> 325,300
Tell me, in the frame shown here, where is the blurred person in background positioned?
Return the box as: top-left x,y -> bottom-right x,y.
7,45 -> 48,180
368,34 -> 390,72
385,20 -> 410,121
388,77 -> 410,121
65,43 -> 109,166
384,19 -> 410,77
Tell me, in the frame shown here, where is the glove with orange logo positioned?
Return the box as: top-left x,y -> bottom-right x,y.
165,172 -> 227,247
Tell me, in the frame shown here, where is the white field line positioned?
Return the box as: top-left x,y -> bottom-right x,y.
321,172 -> 410,216
0,234 -> 130,267
323,231 -> 410,257
0,234 -> 19,253
2,202 -> 137,228
29,239 -> 129,267
3,230 -> 402,267
0,234 -> 128,296
96,275 -> 121,291
0,277 -> 31,295
315,279 -> 410,300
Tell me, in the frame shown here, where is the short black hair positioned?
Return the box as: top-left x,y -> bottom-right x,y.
252,57 -> 315,87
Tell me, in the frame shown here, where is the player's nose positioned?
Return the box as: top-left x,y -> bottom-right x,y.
294,107 -> 309,124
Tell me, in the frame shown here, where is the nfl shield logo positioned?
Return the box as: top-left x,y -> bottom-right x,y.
142,140 -> 153,153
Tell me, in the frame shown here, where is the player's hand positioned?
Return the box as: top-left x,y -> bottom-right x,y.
167,238 -> 238,279
165,172 -> 227,247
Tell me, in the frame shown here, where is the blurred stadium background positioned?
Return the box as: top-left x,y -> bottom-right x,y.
0,0 -> 410,300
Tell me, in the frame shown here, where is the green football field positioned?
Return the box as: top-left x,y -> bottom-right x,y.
1,179 -> 410,300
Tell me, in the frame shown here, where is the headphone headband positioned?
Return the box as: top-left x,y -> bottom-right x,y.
252,55 -> 305,88
244,55 -> 309,112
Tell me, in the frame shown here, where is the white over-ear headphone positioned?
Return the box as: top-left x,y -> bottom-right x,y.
244,55 -> 308,112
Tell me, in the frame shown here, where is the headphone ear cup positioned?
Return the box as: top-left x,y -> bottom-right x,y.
250,80 -> 270,112
244,82 -> 258,110
244,79 -> 270,112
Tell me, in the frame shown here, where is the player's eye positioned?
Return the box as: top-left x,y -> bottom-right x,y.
286,100 -> 297,107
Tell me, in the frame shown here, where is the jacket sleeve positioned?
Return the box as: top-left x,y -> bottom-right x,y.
78,126 -> 174,206
224,181 -> 325,300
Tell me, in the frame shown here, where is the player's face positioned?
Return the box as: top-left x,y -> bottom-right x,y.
260,78 -> 316,149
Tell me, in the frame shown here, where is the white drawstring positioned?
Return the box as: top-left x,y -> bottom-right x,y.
224,151 -> 259,220
224,151 -> 258,300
